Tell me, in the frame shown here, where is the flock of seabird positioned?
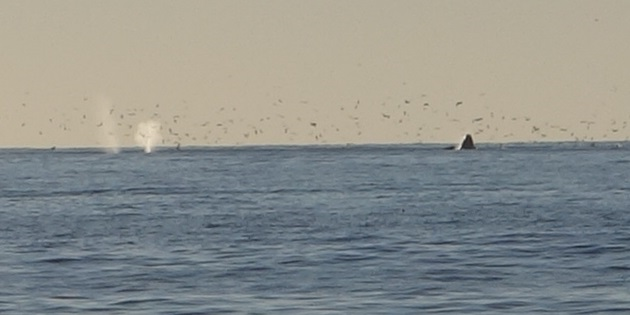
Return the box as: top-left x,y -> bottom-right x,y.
9,94 -> 630,148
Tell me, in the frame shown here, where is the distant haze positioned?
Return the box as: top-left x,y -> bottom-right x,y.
1,0 -> 629,148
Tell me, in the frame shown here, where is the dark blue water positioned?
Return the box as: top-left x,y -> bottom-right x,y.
1,142 -> 629,314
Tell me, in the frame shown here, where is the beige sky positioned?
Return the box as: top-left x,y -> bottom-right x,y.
1,0 -> 629,148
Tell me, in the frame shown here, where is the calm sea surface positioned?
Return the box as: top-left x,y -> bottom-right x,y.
1,142 -> 629,314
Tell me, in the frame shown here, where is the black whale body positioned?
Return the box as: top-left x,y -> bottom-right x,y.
445,134 -> 476,150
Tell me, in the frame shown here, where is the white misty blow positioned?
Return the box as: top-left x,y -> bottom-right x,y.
134,120 -> 162,153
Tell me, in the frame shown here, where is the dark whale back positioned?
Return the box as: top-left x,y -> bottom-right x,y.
459,134 -> 476,150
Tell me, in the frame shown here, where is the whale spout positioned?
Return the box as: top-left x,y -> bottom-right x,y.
458,134 -> 476,150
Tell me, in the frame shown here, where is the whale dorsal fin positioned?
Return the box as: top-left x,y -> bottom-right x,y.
458,134 -> 476,150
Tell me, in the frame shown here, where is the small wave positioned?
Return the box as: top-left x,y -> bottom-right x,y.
485,300 -> 531,310
323,233 -> 378,243
278,257 -> 307,266
203,222 -> 223,229
111,297 -> 171,306
334,252 -> 378,263
423,271 -> 505,282
607,265 -> 630,271
48,295 -> 89,300
114,286 -> 148,294
267,187 -> 340,194
561,243 -> 626,256
1,188 -> 113,199
1,186 -> 202,200
36,257 -> 82,264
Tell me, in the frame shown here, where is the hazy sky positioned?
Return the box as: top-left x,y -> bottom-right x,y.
1,0 -> 629,148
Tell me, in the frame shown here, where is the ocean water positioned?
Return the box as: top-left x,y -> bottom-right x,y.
1,142 -> 629,314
